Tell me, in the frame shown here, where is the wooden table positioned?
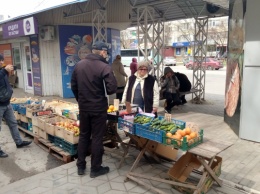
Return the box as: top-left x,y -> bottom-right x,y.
125,137 -> 233,194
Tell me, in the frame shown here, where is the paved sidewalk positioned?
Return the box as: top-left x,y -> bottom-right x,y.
1,88 -> 260,194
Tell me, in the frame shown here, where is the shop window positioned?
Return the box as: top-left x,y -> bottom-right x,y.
176,48 -> 181,55
12,48 -> 21,70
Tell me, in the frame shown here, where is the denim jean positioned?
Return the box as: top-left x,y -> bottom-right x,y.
0,104 -> 23,150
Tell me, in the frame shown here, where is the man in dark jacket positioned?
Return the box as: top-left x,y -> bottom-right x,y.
71,41 -> 117,177
175,72 -> 191,104
0,54 -> 32,158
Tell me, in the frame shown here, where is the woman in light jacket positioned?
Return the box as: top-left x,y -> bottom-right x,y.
122,61 -> 159,114
111,55 -> 128,101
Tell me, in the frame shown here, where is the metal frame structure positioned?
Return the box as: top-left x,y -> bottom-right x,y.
192,17 -> 208,103
136,6 -> 164,79
92,9 -> 107,43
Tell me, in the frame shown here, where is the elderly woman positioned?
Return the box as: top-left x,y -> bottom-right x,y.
121,61 -> 159,114
111,55 -> 128,101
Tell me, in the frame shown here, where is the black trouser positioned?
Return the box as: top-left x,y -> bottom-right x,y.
77,110 -> 107,171
116,86 -> 125,101
165,92 -> 181,111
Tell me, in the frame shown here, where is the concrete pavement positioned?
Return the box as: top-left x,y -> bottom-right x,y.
0,88 -> 260,194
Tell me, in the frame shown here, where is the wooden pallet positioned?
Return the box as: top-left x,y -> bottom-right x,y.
18,126 -> 35,138
34,137 -> 72,163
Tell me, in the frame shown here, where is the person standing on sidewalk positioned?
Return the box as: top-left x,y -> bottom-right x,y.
0,54 -> 32,158
111,55 -> 128,101
130,57 -> 137,75
122,60 -> 159,114
71,41 -> 117,177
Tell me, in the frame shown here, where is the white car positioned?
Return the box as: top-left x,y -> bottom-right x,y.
163,57 -> 176,66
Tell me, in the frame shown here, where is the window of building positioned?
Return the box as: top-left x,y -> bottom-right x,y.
176,48 -> 181,55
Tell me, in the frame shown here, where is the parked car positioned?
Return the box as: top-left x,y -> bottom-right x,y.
185,57 -> 223,70
183,56 -> 194,66
163,57 -> 176,66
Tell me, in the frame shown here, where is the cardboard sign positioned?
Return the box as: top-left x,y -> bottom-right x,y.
164,113 -> 172,122
114,99 -> 119,110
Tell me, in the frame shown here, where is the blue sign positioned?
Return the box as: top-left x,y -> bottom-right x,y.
172,41 -> 190,47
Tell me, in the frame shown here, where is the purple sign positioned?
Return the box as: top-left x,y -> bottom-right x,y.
30,35 -> 42,96
3,17 -> 38,39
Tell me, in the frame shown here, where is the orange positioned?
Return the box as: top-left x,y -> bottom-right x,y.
166,132 -> 172,138
185,127 -> 191,135
190,132 -> 197,139
176,129 -> 185,137
109,105 -> 114,111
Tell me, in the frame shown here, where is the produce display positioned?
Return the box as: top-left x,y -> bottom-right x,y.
149,117 -> 179,132
107,105 -> 118,112
134,115 -> 153,124
55,121 -> 80,136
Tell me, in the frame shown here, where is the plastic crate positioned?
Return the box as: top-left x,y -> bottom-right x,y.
28,119 -> 33,132
135,123 -> 164,143
17,104 -> 27,115
163,129 -> 204,151
48,134 -> 55,143
11,103 -> 19,111
63,140 -> 78,155
118,117 -> 135,134
54,136 -> 64,148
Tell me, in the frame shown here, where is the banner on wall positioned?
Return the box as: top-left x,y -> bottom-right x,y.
109,29 -> 121,62
224,0 -> 246,135
30,35 -> 42,96
59,25 -> 93,98
59,25 -> 117,98
0,44 -> 12,65
3,16 -> 38,39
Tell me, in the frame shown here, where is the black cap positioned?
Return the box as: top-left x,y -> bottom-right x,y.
92,41 -> 109,53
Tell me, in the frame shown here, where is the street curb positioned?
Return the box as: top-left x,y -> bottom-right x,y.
221,178 -> 260,194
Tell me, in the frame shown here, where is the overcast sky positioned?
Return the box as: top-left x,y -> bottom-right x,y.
1,0 -> 82,19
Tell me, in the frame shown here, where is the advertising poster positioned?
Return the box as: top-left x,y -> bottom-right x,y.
0,43 -> 12,65
224,0 -> 246,135
30,35 -> 42,96
110,29 -> 121,63
59,25 -> 93,98
59,26 -> 117,98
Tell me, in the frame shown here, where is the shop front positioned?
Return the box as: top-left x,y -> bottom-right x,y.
0,16 -> 39,94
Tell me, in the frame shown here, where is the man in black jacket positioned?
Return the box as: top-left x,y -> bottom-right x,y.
0,54 -> 32,158
175,72 -> 191,104
71,41 -> 117,177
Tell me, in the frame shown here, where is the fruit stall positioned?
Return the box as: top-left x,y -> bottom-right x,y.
11,98 -> 80,162
112,109 -> 233,194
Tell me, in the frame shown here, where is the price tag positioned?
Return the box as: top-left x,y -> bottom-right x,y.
114,99 -> 119,111
164,113 -> 171,122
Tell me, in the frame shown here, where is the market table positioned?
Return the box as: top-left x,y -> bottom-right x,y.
125,137 -> 233,194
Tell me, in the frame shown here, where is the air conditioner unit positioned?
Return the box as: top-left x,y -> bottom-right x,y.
40,26 -> 55,41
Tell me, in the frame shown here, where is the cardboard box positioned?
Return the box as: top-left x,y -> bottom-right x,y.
38,128 -> 48,139
155,144 -> 177,161
20,114 -> 28,123
33,125 -> 39,136
63,129 -> 79,144
168,152 -> 222,194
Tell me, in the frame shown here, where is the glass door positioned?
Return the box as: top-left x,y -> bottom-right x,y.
23,43 -> 33,92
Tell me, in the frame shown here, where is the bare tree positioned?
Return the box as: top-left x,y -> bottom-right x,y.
120,30 -> 132,49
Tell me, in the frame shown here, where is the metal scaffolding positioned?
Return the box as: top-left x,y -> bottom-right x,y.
92,9 -> 107,43
192,17 -> 208,103
136,6 -> 164,79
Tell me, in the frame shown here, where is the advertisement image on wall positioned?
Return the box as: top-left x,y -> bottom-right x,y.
0,44 -> 12,65
59,25 -> 93,98
30,35 -> 42,96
